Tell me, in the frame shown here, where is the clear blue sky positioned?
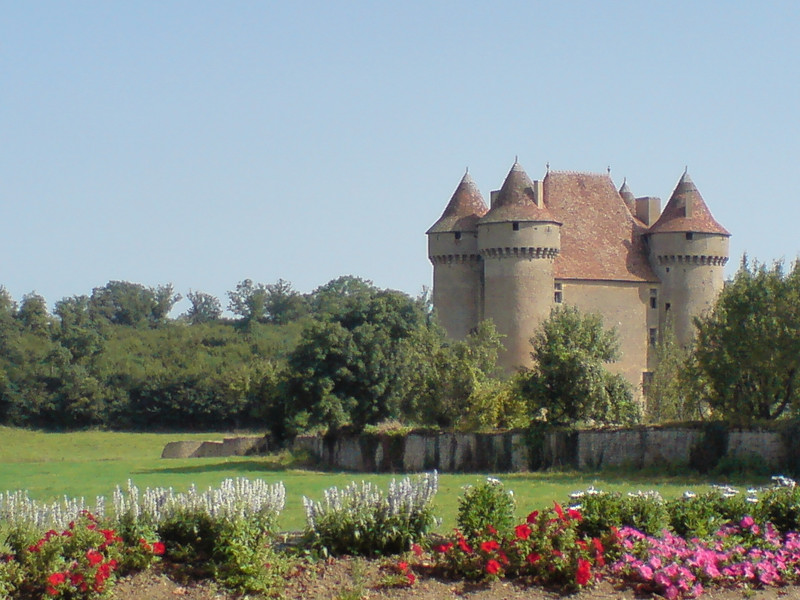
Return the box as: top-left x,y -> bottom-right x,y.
3,1 -> 798,315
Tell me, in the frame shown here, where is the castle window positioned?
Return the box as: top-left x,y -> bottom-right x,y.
454,231 -> 462,240
650,288 -> 658,309
685,232 -> 694,240
666,267 -> 670,273
665,302 -> 671,312
649,328 -> 658,347
554,282 -> 563,304
512,221 -> 520,231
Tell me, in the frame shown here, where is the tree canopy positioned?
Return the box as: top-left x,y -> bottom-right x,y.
514,306 -> 640,426
691,258 -> 800,423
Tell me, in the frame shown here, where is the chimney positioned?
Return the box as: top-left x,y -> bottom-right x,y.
532,180 -> 544,208
636,196 -> 661,226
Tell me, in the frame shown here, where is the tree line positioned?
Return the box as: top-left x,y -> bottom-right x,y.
1,258 -> 798,436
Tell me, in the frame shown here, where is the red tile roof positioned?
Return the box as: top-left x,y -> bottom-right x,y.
479,162 -> 560,225
426,171 -> 488,233
649,172 -> 730,236
544,171 -> 659,282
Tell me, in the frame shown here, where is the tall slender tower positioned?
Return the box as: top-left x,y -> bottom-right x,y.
646,171 -> 730,346
478,161 -> 562,370
426,171 -> 488,340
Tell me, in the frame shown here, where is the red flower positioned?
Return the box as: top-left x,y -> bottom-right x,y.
434,542 -> 453,553
70,572 -> 85,586
486,559 -> 501,575
152,541 -> 165,555
411,543 -> 423,557
86,549 -> 103,566
576,558 -> 592,585
552,549 -> 563,558
497,550 -> 509,565
480,540 -> 500,553
526,552 -> 541,564
457,539 -> 473,554
567,508 -> 583,522
406,572 -> 416,585
398,561 -> 409,572
100,529 -> 117,542
487,525 -> 497,535
47,572 -> 67,586
526,510 -> 539,524
515,524 -> 531,540
553,502 -> 566,521
591,537 -> 604,554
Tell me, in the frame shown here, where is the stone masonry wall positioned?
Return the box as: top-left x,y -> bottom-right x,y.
291,427 -> 788,473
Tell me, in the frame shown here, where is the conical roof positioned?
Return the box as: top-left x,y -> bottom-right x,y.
649,171 -> 730,235
479,161 -> 560,225
426,171 -> 488,234
619,179 -> 636,213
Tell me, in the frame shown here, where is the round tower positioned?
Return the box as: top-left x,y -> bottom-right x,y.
427,171 -> 488,340
477,161 -> 562,371
646,171 -> 730,347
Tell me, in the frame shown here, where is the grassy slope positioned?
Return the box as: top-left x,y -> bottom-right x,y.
0,427 -> 768,531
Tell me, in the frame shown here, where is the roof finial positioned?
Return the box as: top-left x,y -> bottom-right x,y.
622,177 -> 627,185
465,166 -> 469,174
607,165 -> 611,175
546,162 -> 550,172
684,165 -> 688,175
515,154 -> 519,164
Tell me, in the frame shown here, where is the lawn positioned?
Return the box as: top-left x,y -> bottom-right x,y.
0,427 -> 771,532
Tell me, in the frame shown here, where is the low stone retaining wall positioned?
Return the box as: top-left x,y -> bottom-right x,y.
292,427 -> 788,473
161,436 -> 269,459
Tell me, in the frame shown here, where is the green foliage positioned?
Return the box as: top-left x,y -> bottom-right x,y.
183,290 -> 222,324
399,320 -> 511,430
436,503 -> 605,591
457,478 -> 516,541
666,487 -> 749,538
572,489 -> 670,538
284,288 -> 429,434
644,321 -> 701,423
752,479 -> 800,533
515,306 -> 641,426
228,278 -> 308,326
302,473 -> 438,557
690,258 -> 800,423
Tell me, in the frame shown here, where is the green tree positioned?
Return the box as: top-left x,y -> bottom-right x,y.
184,290 -> 223,324
282,289 -> 428,435
16,292 -> 51,336
690,258 -> 800,423
644,321 -> 699,423
515,306 -> 640,425
89,281 -> 179,327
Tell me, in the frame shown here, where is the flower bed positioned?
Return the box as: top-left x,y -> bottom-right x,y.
3,474 -> 800,599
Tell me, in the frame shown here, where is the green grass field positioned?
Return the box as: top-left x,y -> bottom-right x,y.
0,427 -> 770,532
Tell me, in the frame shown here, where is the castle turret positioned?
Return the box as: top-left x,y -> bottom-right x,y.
427,171 -> 488,340
646,171 -> 730,346
619,179 -> 636,214
477,161 -> 562,370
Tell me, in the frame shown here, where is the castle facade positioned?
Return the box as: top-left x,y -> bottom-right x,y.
426,161 -> 730,395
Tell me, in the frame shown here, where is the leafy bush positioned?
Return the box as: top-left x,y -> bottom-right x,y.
752,476 -> 800,533
571,488 -> 669,539
666,486 -> 748,538
303,472 -> 438,556
435,502 -> 609,591
457,478 -> 516,541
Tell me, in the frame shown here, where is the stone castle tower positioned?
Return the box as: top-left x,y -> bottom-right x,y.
427,161 -> 730,394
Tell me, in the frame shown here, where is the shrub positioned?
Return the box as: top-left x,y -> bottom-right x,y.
752,476 -> 800,533
666,486 -> 748,538
303,472 -> 439,556
435,502 -> 609,591
457,478 -> 516,541
571,488 -> 668,539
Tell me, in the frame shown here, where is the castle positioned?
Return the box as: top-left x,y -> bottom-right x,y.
426,161 -> 730,395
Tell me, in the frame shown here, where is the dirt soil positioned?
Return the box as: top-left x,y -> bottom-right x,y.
112,558 -> 800,600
